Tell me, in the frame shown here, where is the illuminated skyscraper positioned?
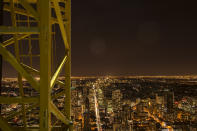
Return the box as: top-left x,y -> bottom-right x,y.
112,89 -> 122,113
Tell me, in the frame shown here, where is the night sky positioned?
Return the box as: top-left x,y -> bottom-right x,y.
2,0 -> 197,76
71,0 -> 197,76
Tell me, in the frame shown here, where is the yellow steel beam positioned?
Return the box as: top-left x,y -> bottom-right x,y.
7,91 -> 73,122
21,63 -> 68,88
39,0 -> 51,130
19,0 -> 39,21
52,0 -> 69,50
10,0 -> 27,126
56,80 -> 69,89
64,1 -> 71,130
22,59 -> 72,128
4,4 -> 59,24
50,55 -> 67,90
3,0 -> 67,3
20,54 -> 40,57
0,116 -> 13,131
57,80 -> 65,87
5,2 -> 66,13
0,26 -> 39,34
50,102 -> 71,125
1,34 -> 29,47
51,3 -> 67,13
0,0 -> 72,130
52,87 -> 75,100
4,0 -> 37,3
52,90 -> 65,100
0,96 -> 39,104
21,63 -> 40,76
0,45 -> 40,91
3,4 -> 30,16
6,88 -> 73,120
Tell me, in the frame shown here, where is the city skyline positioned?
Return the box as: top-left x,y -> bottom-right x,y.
1,76 -> 197,130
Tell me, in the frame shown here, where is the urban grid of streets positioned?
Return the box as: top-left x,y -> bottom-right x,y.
1,76 -> 197,130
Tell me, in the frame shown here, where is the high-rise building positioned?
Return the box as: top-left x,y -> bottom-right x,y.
164,91 -> 174,113
83,97 -> 91,131
156,93 -> 165,106
88,88 -> 95,111
112,89 -> 123,113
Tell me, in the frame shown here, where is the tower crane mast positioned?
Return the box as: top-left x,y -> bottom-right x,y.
0,0 -> 72,130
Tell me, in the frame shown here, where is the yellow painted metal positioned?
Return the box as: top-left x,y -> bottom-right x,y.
21,63 -> 40,76
4,0 -> 37,3
52,90 -> 65,100
51,3 -> 67,13
52,0 -> 69,50
0,0 -> 72,130
3,0 -> 66,3
39,0 -> 51,130
20,54 -> 40,57
50,102 -> 70,125
64,0 -> 72,130
0,96 -> 39,103
52,86 -> 75,100
0,116 -> 13,131
1,34 -> 29,47
21,63 -> 68,89
3,4 -> 59,24
19,0 -> 39,20
0,26 -> 39,34
10,0 -> 27,127
7,86 -> 67,120
4,4 -> 31,16
50,55 -> 67,90
0,45 -> 40,91
4,4 -> 36,18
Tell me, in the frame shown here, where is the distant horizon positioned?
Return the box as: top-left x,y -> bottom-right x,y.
2,74 -> 197,80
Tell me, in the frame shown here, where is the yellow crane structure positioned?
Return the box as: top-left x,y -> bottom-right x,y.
0,0 -> 72,130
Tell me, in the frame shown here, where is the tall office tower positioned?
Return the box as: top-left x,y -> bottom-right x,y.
71,80 -> 77,88
164,91 -> 174,113
82,87 -> 89,97
112,89 -> 123,113
156,93 -> 165,106
83,97 -> 91,131
122,104 -> 131,128
97,88 -> 104,106
71,90 -> 78,107
71,90 -> 80,122
88,88 -> 95,111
